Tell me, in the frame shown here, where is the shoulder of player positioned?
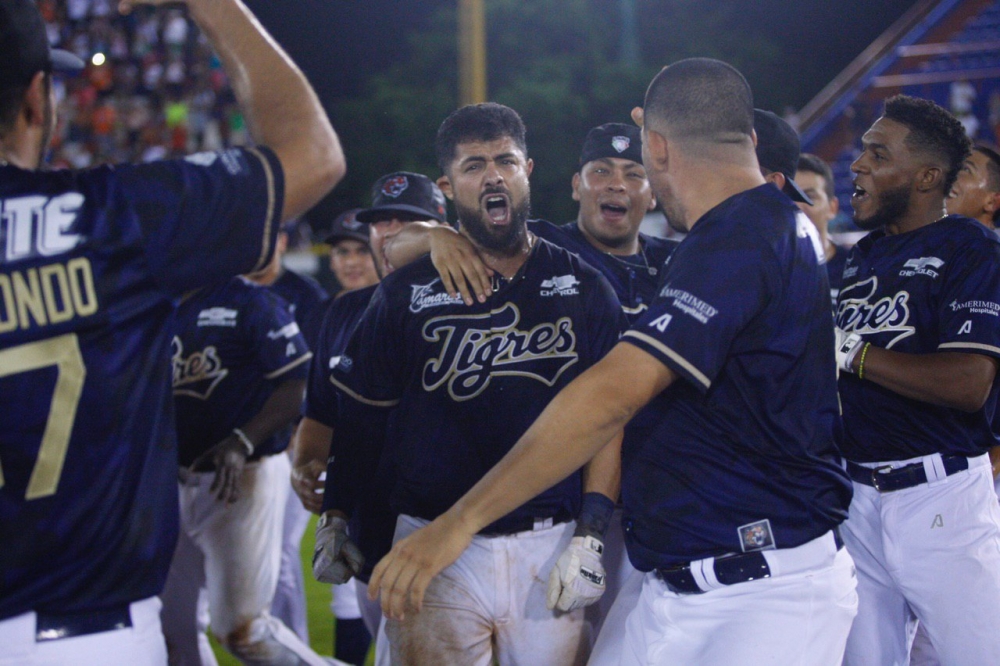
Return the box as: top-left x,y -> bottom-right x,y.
332,283 -> 379,317
275,269 -> 327,299
530,236 -> 609,287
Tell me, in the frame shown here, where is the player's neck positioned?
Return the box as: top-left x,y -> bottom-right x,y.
886,200 -> 948,236
576,218 -> 640,256
683,166 -> 767,232
474,232 -> 535,279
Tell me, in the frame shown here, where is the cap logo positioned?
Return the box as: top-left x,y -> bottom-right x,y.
382,175 -> 409,198
343,213 -> 362,230
611,136 -> 630,153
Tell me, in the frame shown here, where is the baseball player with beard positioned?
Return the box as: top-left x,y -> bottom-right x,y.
368,59 -> 857,666
293,172 -> 448,665
0,0 -> 343,663
314,103 -> 624,665
835,96 -> 1000,665
380,122 -> 676,648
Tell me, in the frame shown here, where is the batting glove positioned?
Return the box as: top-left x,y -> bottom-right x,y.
834,327 -> 864,374
312,512 -> 364,585
546,535 -> 606,612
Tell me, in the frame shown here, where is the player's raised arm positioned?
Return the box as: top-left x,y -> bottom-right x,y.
368,342 -> 674,619
120,0 -> 344,221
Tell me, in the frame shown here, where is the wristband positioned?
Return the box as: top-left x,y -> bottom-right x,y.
232,428 -> 254,456
574,492 -> 615,540
857,342 -> 872,380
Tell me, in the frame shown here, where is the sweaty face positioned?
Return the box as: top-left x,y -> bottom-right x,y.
793,170 -> 838,232
850,117 -> 919,231
447,137 -> 532,256
948,150 -> 998,227
573,157 -> 654,253
330,239 -> 378,292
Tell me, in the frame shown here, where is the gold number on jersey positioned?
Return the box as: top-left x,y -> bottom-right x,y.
0,333 -> 86,499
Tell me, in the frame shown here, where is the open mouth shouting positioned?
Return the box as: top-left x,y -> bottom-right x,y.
851,181 -> 871,209
483,192 -> 511,225
599,201 -> 629,223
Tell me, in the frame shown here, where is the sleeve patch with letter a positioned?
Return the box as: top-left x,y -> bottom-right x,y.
649,314 -> 672,332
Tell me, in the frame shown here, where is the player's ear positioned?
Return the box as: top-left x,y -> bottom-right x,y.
571,172 -> 582,202
21,71 -> 48,129
986,190 -> 1000,218
437,175 -> 454,201
525,157 -> 534,177
750,128 -> 758,149
765,171 -> 787,190
645,129 -> 669,172
915,165 -> 943,194
829,192 -> 840,217
647,193 -> 658,212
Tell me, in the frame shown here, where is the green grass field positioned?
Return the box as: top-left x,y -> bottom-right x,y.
209,515 -> 374,665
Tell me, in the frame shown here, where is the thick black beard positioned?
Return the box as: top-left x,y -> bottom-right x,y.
457,194 -> 532,257
853,183 -> 911,231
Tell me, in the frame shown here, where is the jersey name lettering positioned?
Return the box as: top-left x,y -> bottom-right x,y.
2,193 -> 84,263
171,336 -> 229,400
421,302 -> 578,401
836,276 -> 915,348
0,258 -> 99,334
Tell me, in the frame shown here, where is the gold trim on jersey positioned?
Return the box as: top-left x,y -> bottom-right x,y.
329,375 -> 401,408
623,330 -> 711,389
264,351 -> 313,380
247,147 -> 277,273
938,342 -> 1000,356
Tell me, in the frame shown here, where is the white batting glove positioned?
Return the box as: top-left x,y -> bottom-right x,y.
312,513 -> 364,584
834,327 -> 864,374
546,535 -> 606,612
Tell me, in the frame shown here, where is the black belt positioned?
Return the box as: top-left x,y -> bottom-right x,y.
35,606 -> 132,642
655,530 -> 844,595
479,509 -> 573,537
846,456 -> 969,492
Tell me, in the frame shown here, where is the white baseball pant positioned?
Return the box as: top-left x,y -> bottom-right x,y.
0,597 -> 167,666
271,458 -> 312,642
619,530 -> 856,666
842,452 -> 1000,666
383,514 -> 591,666
160,454 -> 331,665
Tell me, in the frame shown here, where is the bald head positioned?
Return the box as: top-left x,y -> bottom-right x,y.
642,58 -> 754,146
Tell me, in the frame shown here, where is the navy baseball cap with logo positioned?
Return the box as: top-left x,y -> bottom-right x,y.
753,109 -> 812,205
0,0 -> 85,90
579,123 -> 643,167
324,208 -> 370,245
355,171 -> 448,224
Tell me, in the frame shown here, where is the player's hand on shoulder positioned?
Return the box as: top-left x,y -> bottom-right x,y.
546,535 -> 607,612
189,433 -> 250,504
291,458 -> 326,514
312,511 -> 364,584
368,509 -> 477,620
428,225 -> 494,306
834,327 -> 864,374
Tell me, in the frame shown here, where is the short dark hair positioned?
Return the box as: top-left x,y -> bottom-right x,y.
643,58 -> 753,144
882,94 -> 971,195
435,103 -> 528,173
0,83 -> 28,137
797,153 -> 836,200
974,144 -> 1000,225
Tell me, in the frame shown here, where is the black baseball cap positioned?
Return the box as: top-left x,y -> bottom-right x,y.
324,208 -> 369,245
0,0 -> 84,90
579,123 -> 643,167
753,109 -> 812,205
355,172 -> 447,224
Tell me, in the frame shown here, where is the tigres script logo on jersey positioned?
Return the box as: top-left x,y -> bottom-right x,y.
409,279 -> 464,313
171,336 -> 228,400
421,302 -> 578,401
836,277 -> 915,348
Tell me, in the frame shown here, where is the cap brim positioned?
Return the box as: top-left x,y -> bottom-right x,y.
50,49 -> 85,73
355,204 -> 444,224
783,177 -> 813,205
324,231 -> 369,246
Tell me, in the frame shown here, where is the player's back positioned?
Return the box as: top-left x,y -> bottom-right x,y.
0,147 -> 283,619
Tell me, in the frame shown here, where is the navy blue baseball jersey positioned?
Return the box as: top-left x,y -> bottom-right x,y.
530,220 -> 676,325
0,147 -> 283,620
620,185 -> 852,571
172,277 -> 311,467
270,269 -> 328,325
827,243 -> 850,307
836,216 -> 1000,462
329,235 -> 623,534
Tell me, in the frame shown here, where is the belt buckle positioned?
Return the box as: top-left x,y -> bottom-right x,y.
871,465 -> 894,491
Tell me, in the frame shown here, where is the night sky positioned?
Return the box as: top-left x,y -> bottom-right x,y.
244,0 -> 922,113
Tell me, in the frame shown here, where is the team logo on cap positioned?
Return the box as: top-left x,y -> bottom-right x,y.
611,136 -> 630,153
382,175 -> 409,198
342,213 -> 363,230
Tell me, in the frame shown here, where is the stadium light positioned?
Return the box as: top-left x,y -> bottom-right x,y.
91,52 -> 106,67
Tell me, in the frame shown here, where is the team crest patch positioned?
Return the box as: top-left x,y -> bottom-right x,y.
737,519 -> 776,552
611,136 -> 630,153
381,175 -> 409,198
